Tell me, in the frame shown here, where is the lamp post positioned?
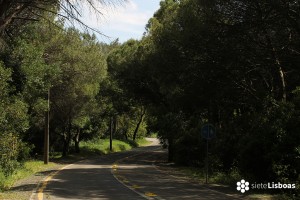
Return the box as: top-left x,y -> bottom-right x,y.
110,116 -> 113,151
44,88 -> 50,164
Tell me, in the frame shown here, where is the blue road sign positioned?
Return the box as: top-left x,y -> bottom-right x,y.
201,124 -> 216,140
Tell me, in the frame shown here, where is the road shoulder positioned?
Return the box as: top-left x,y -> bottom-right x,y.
0,163 -> 64,200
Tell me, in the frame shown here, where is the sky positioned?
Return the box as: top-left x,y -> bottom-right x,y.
80,0 -> 161,43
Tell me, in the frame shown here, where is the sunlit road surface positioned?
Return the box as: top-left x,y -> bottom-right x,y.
33,138 -> 241,200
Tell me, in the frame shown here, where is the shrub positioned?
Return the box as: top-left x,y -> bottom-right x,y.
0,133 -> 32,177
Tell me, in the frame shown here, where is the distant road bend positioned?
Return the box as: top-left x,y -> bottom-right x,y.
32,138 -> 240,200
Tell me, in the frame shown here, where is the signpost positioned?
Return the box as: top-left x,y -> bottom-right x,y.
201,124 -> 216,184
201,124 -> 216,140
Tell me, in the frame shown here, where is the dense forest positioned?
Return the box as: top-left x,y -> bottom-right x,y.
0,0 -> 299,197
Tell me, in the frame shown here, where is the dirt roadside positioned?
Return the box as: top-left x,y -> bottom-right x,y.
0,163 -> 65,200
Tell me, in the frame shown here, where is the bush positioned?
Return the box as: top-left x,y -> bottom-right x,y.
0,169 -> 6,191
212,168 -> 242,185
0,133 -> 32,177
236,100 -> 300,183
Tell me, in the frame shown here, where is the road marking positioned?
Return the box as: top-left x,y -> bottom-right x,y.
37,172 -> 57,200
132,184 -> 142,189
112,164 -> 118,169
111,146 -> 166,200
112,168 -> 152,200
30,163 -> 75,200
145,192 -> 157,197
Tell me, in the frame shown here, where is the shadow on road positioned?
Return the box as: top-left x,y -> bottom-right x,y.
33,144 -> 241,200
113,147 -> 240,200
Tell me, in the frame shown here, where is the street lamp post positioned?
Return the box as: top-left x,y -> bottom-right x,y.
44,88 -> 50,164
110,116 -> 113,151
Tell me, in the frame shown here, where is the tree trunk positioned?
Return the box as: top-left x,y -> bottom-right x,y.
133,108 -> 146,141
62,119 -> 72,157
123,129 -> 128,140
261,24 -> 287,102
0,2 -> 27,33
113,115 -> 118,135
62,133 -> 69,157
168,138 -> 174,162
74,128 -> 80,153
275,57 -> 287,102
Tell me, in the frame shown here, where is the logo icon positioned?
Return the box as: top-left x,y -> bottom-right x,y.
237,179 -> 250,193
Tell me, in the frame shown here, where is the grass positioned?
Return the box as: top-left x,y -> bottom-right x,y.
174,167 -> 297,200
147,132 -> 158,138
174,166 -> 240,185
245,194 -> 280,200
80,139 -> 133,155
123,138 -> 151,148
0,161 -> 57,191
136,138 -> 152,146
80,138 -> 151,155
0,137 -> 151,193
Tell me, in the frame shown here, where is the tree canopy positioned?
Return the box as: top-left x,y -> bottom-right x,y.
107,0 -> 300,188
0,0 -> 299,197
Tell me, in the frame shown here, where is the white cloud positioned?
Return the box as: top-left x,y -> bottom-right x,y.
79,0 -> 153,42
62,0 -> 159,42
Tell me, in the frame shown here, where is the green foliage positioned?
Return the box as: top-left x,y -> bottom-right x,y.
0,134 -> 20,177
0,160 -> 56,191
147,132 -> 158,138
80,139 -> 133,155
1,1 -> 299,198
0,133 -> 31,177
11,20 -> 109,156
211,169 -> 243,186
0,60 -> 31,178
107,1 -> 300,197
0,62 -> 29,134
235,100 -> 299,182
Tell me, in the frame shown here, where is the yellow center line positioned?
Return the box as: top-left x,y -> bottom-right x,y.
132,184 -> 142,189
112,164 -> 118,169
145,192 -> 157,197
110,147 -> 164,200
36,164 -> 73,200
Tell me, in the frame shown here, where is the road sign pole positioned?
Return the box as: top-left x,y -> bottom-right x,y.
205,126 -> 209,184
205,126 -> 210,184
201,124 -> 216,184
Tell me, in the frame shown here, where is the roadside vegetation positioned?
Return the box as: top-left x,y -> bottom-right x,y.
0,0 -> 299,199
80,138 -> 150,155
0,4 -> 149,193
106,1 -> 300,198
165,167 -> 295,200
0,161 -> 56,191
0,138 -> 149,192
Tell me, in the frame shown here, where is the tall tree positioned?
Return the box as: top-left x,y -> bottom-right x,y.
14,20 -> 107,156
109,0 -> 300,185
0,0 -> 126,34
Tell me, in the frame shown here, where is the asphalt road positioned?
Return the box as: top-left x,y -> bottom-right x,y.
33,139 -> 240,200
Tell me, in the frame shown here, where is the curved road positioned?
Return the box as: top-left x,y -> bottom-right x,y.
31,139 -> 240,200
